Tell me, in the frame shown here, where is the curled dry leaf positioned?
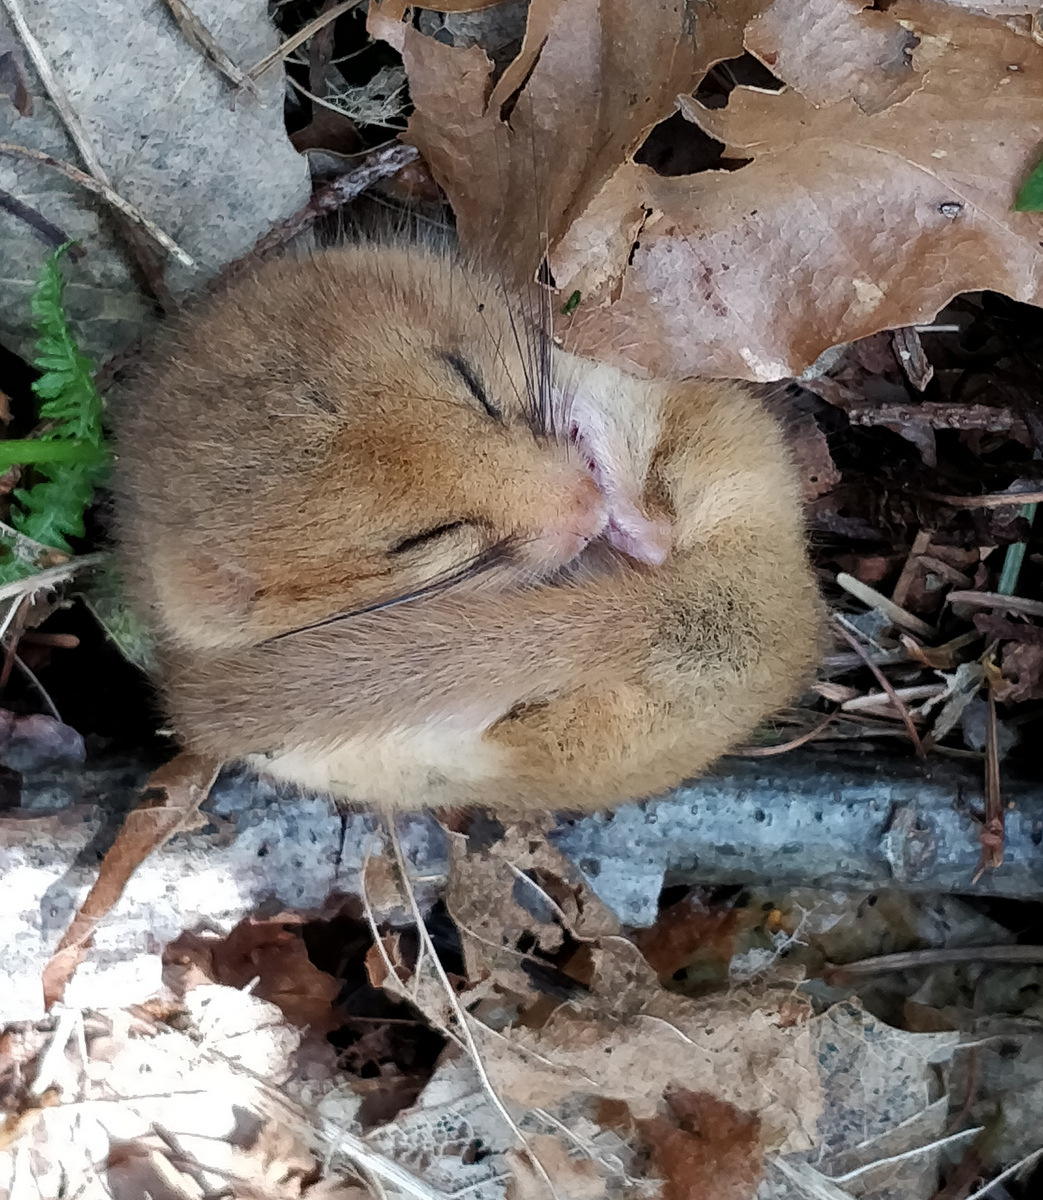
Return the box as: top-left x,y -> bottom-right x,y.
476,939 -> 821,1152
388,0 -> 1043,381
559,0 -> 1043,380
383,0 -> 695,283
165,916 -> 342,1035
40,751 -> 221,1008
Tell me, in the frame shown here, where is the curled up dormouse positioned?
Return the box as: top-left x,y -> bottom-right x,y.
115,241 -> 820,815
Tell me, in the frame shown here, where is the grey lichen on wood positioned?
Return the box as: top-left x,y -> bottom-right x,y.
2,752 -> 1041,1021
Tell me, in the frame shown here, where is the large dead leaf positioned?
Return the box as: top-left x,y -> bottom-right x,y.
388,0 -> 1043,381
41,752 -> 220,1008
556,0 -> 1043,380
378,0 -> 695,281
563,0 -> 1043,379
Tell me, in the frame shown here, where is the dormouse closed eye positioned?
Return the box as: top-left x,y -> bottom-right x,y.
389,520 -> 471,556
443,352 -> 502,421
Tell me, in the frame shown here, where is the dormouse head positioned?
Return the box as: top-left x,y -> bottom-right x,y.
119,243 -> 617,650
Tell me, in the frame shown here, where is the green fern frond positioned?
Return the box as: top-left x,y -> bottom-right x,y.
0,243 -> 109,582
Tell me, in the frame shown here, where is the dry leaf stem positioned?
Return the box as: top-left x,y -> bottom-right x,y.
0,142 -> 194,266
248,0 -> 362,80
162,0 -> 260,96
824,944 -> 1043,981
832,616 -> 925,756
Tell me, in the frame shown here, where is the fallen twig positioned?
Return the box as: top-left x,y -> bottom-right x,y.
948,591 -> 1043,618
210,141 -> 419,289
891,528 -> 933,609
0,0 -> 112,185
729,713 -> 836,757
832,616 -> 926,756
0,186 -> 79,253
837,571 -> 936,639
924,489 -> 1043,508
162,0 -> 260,97
823,944 -> 1043,983
0,142 -> 194,267
974,685 -> 1004,878
247,0 -> 362,80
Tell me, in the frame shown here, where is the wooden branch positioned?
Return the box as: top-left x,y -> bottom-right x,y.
2,751 -> 1041,1021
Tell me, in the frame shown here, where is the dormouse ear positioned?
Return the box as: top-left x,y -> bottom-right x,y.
149,541 -> 262,650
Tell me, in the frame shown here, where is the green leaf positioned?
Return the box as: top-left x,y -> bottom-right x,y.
0,243 -> 111,583
1013,157 -> 1043,211
561,289 -> 582,316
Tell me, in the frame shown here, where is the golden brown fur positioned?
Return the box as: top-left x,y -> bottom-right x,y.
115,243 -> 820,815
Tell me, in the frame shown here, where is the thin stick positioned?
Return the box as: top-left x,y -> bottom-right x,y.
824,944 -> 1043,981
162,0 -> 260,97
836,572 -> 936,639
0,0 -> 112,186
832,617 -> 925,756
386,821 -> 560,1200
729,713 -> 836,758
14,652 -> 61,721
0,553 -> 105,602
924,489 -> 1043,509
0,595 -> 27,643
948,591 -> 1043,618
0,185 -> 75,251
210,141 -> 417,290
247,1 -> 362,80
0,142 -> 194,267
974,687 -> 1004,878
892,528 -> 933,610
842,684 -> 946,713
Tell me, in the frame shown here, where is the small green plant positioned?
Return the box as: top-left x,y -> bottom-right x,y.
0,243 -> 109,583
561,289 -> 582,316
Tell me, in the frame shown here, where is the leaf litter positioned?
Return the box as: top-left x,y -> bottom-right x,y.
3,1 -> 1043,1199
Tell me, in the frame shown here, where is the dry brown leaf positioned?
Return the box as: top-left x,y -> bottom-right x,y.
476,939 -> 821,1152
41,752 -> 221,1008
555,0 -> 1043,380
639,1089 -> 764,1200
995,639 -> 1043,702
745,0 -> 921,114
166,917 -> 342,1034
631,894 -> 739,979
383,0 -> 695,281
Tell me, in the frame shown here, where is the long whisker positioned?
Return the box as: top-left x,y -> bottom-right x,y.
260,538 -> 526,643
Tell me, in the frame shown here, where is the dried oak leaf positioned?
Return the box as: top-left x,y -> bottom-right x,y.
631,893 -> 740,980
553,0 -> 1043,380
476,939 -> 821,1153
166,916 -> 342,1035
377,0 -> 695,282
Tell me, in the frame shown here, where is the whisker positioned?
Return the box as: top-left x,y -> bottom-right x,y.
260,537 -> 528,643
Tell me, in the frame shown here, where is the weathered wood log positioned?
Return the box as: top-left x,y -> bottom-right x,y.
1,751 -> 1040,1020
